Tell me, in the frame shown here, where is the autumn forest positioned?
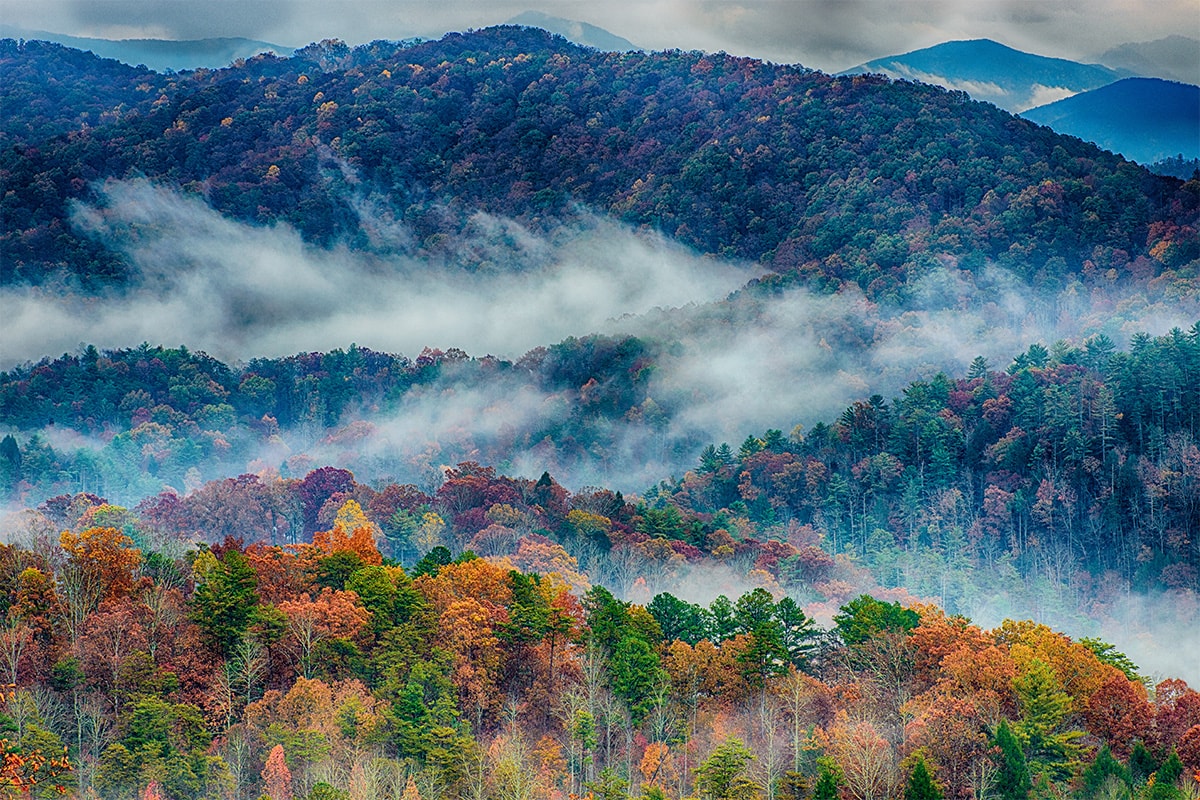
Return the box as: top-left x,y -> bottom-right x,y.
1,23 -> 1199,800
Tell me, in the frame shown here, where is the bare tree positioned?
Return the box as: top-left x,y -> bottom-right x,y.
76,693 -> 114,795
0,620 -> 31,686
140,583 -> 183,661
752,691 -> 787,800
227,636 -> 267,709
826,714 -> 898,800
57,561 -> 104,646
220,726 -> 255,800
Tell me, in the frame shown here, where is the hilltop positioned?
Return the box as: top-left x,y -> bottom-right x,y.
841,38 -> 1125,112
2,27 -> 1195,297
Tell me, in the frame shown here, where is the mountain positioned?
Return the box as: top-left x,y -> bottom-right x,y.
1,27 -> 1195,296
842,38 -> 1125,112
1096,35 -> 1200,85
506,11 -> 637,52
0,39 -> 166,145
0,23 -> 291,71
1022,77 -> 1200,165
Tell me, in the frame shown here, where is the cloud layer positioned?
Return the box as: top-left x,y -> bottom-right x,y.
7,177 -> 1195,495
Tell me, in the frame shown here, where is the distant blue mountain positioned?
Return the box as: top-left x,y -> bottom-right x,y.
0,24 -> 291,71
842,38 -> 1125,112
1022,77 -> 1200,165
1096,36 -> 1200,86
506,11 -> 637,52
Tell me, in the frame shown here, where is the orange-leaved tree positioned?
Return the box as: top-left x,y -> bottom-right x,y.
0,682 -> 71,797
277,588 -> 369,679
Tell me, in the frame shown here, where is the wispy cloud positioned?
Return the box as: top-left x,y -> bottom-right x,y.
7,177 -> 1196,497
881,63 -> 1008,99
1023,83 -> 1078,111
2,178 -> 752,368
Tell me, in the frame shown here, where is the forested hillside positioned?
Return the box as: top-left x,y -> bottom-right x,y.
2,467 -> 1199,800
2,27 -> 1197,296
2,328 -> 1197,612
3,24 -> 1200,800
1021,79 -> 1200,166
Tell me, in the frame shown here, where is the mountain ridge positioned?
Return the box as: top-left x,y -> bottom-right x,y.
1095,34 -> 1200,85
2,25 -> 1194,297
1022,77 -> 1200,165
842,38 -> 1126,112
505,11 -> 637,52
0,23 -> 292,71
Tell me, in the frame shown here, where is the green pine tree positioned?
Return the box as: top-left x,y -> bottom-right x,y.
1076,745 -> 1130,799
1129,741 -> 1158,785
695,738 -> 758,800
811,759 -> 843,800
904,755 -> 943,800
1142,751 -> 1186,800
992,719 -> 1033,800
587,767 -> 630,800
1013,658 -> 1084,783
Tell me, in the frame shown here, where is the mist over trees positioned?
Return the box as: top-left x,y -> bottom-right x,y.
1,463 -> 1199,799
2,21 -> 1200,800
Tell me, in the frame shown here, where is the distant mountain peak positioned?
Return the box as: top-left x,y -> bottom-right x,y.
505,11 -> 637,52
1096,35 -> 1200,85
842,38 -> 1124,112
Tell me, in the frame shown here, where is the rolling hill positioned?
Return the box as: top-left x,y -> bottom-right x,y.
0,23 -> 291,71
2,27 -> 1194,295
1022,77 -> 1200,165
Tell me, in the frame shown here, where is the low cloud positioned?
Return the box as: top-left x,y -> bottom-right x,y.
2,178 -> 753,368
7,177 -> 1196,498
1022,83 -> 1078,111
882,64 -> 1008,101
1,0 -> 1195,74
630,261 -> 1198,457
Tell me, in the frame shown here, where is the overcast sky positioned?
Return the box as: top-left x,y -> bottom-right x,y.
1,0 -> 1196,73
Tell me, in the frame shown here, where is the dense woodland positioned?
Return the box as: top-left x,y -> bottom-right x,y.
3,24 -> 1200,800
1,470 -> 1199,800
1,331 -> 1199,799
1,28 -> 1198,296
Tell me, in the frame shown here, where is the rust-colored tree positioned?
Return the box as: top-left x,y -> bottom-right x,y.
59,527 -> 141,602
277,588 -> 369,679
261,743 -> 292,800
1082,668 -> 1154,758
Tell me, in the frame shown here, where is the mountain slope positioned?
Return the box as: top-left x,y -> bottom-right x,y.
1096,35 -> 1200,85
842,38 -> 1125,112
1,27 -> 1195,295
0,24 -> 290,71
506,11 -> 637,51
0,39 -> 167,144
1022,77 -> 1200,164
